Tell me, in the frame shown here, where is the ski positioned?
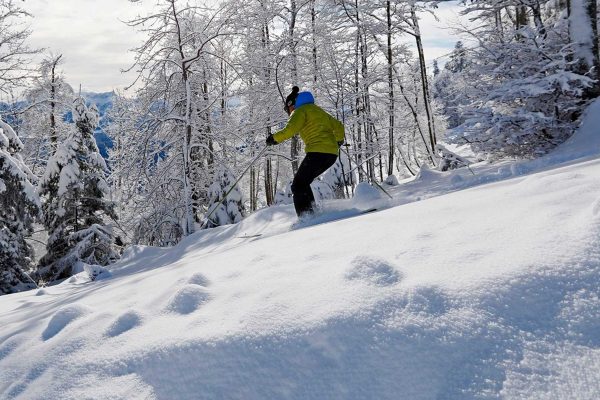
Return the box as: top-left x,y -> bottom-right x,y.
292,207 -> 379,230
237,208 -> 379,238
236,234 -> 262,239
361,208 -> 378,214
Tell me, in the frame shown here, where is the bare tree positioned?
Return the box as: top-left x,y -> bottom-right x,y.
0,0 -> 38,94
20,54 -> 74,175
124,0 -> 236,239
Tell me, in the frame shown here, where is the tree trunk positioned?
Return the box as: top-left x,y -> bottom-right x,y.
386,1 -> 395,177
515,5 -> 528,42
250,165 -> 257,211
311,0 -> 318,90
516,5 -> 528,29
569,0 -> 600,97
290,0 -> 301,174
265,142 -> 275,205
172,0 -> 195,236
357,2 -> 375,181
531,4 -> 546,37
354,25 -> 364,182
248,71 -> 258,212
262,21 -> 275,205
265,158 -> 273,206
220,57 -> 227,158
495,9 -> 504,38
411,8 -> 437,164
49,58 -> 58,152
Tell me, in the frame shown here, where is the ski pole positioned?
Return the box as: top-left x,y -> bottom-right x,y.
345,152 -> 380,177
201,145 -> 269,228
340,147 -> 393,200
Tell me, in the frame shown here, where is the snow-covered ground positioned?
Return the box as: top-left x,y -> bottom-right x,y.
1,100 -> 600,399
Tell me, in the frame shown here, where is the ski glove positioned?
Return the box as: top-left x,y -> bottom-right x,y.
266,134 -> 277,146
337,141 -> 344,148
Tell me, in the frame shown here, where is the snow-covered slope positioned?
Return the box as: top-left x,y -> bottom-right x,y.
1,102 -> 600,399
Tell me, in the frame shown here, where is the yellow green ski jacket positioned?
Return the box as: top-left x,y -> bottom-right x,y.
273,104 -> 345,155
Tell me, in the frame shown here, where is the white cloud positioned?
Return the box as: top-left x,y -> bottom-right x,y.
21,0 -> 467,94
23,0 -> 151,93
417,2 -> 466,66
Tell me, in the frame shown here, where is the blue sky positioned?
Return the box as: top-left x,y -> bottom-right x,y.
22,0 -> 464,94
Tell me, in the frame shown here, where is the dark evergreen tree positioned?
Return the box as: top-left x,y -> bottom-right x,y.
445,41 -> 467,74
0,118 -> 40,295
432,41 -> 472,130
37,97 -> 118,283
432,60 -> 440,77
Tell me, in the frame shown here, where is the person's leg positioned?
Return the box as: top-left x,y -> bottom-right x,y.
291,154 -> 316,217
291,152 -> 338,217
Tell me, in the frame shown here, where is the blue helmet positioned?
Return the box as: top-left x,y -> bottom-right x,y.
285,86 -> 314,114
295,91 -> 315,108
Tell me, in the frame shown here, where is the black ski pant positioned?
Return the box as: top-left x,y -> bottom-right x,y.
291,152 -> 338,217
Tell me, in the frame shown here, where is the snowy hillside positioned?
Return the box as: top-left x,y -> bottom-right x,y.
1,102 -> 600,399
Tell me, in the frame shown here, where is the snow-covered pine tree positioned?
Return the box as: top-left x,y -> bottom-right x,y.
37,97 -> 118,283
205,167 -> 245,228
433,41 -> 471,130
0,118 -> 40,295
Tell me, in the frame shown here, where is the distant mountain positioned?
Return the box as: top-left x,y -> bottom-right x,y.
86,91 -> 115,158
62,91 -> 116,158
82,91 -> 115,116
1,91 -> 116,159
0,101 -> 28,128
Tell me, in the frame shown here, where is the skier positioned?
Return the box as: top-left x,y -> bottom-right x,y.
266,86 -> 345,218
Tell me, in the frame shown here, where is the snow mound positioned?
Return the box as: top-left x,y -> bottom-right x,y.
449,173 -> 465,188
105,311 -> 143,337
61,373 -> 156,400
42,304 -> 92,340
593,198 -> 600,217
549,98 -> 600,161
166,285 -> 210,315
187,273 -> 210,287
384,174 -> 399,186
83,263 -> 111,281
415,164 -> 444,182
345,256 -> 402,286
352,182 -> 382,206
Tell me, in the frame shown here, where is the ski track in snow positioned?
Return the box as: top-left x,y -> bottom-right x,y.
1,101 -> 600,399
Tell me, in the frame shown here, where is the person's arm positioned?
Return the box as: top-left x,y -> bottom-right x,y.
330,115 -> 345,143
273,108 -> 306,144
